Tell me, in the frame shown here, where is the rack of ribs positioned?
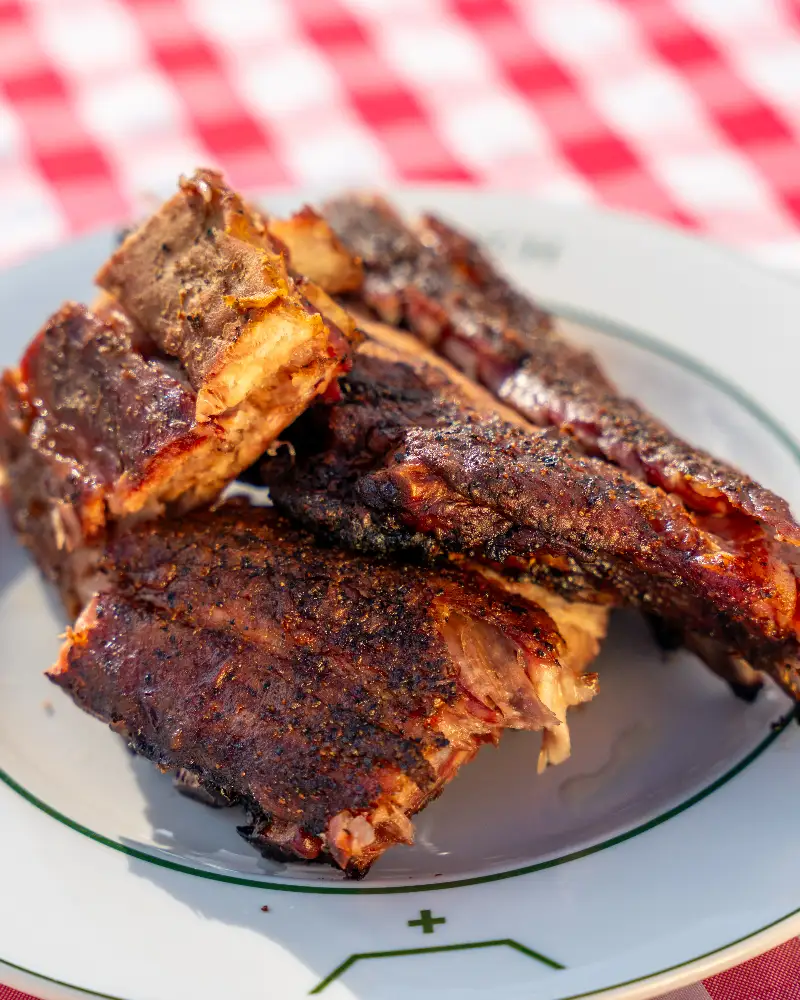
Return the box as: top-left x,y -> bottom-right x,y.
265,324 -> 800,702
49,505 -> 604,876
0,171 -> 354,613
323,195 -> 800,540
307,195 -> 800,696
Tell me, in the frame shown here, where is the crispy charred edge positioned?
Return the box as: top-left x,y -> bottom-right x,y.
240,751 -> 477,879
47,595 -> 435,876
325,193 -> 800,548
0,367 -> 28,496
323,192 -> 539,367
0,307 -> 229,605
173,769 -> 234,808
0,317 -> 114,609
96,169 -> 353,425
268,206 -> 364,295
0,369 -> 103,607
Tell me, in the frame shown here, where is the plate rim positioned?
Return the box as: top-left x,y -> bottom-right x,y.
4,908 -> 800,1000
1,194 -> 799,1000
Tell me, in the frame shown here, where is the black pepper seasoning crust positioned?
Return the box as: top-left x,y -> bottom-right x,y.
52,504 -> 565,875
325,194 -> 800,544
267,342 -> 800,699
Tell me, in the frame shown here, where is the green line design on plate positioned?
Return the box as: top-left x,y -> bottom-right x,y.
6,895 -> 800,1000
408,908 -> 446,933
0,955 -> 129,1000
309,939 -> 565,994
0,302 -> 798,900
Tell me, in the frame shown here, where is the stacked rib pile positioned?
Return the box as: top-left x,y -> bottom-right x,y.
2,170 -> 797,877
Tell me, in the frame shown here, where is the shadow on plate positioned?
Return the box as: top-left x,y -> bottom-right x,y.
110,610 -> 795,997
0,518 -> 34,598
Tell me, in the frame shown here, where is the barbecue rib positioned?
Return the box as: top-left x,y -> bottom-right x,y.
315,194 -> 800,696
268,206 -> 364,295
97,170 -> 352,424
323,194 -> 800,547
49,505 -> 602,875
266,326 -> 800,700
0,171 -> 353,613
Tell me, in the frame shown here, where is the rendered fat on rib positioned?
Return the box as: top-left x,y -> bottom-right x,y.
0,171 -> 352,613
268,206 -> 364,295
48,506 -> 601,876
266,326 -> 800,701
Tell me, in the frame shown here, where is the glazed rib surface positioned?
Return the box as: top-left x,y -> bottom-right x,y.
50,505 -> 601,875
324,194 -> 800,545
267,331 -> 800,699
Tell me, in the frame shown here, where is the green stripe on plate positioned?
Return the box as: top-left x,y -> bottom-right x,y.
0,709 -> 793,896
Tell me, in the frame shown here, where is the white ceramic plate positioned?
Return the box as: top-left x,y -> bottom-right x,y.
1,192 -> 799,1000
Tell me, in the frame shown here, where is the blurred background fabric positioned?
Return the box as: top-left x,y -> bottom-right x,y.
1,0 -> 800,268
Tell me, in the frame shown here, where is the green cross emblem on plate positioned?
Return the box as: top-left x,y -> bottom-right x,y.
408,909 -> 446,934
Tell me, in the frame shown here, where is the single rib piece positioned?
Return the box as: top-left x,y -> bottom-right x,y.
49,505 -> 601,875
324,194 -> 800,548
1,304 -> 213,608
266,329 -> 800,700
1,171 -> 353,612
268,206 -> 364,294
97,170 -> 351,423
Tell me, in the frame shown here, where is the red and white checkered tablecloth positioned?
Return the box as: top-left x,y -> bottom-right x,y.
1,1 -> 800,998
2,0 -> 800,269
